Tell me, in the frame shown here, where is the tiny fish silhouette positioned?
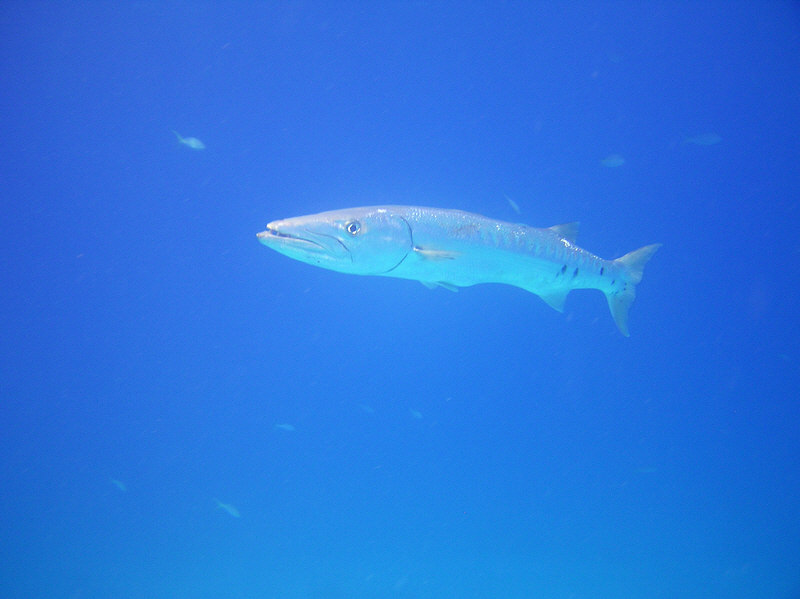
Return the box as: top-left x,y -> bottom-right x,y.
505,195 -> 521,215
601,154 -> 625,168
172,130 -> 206,150
684,132 -> 722,146
214,498 -> 241,518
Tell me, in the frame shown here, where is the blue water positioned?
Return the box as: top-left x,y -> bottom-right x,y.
2,3 -> 799,598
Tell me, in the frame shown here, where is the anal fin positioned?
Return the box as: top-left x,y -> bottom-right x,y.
539,290 -> 569,312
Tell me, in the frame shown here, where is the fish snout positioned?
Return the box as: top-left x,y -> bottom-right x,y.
257,220 -> 345,261
257,220 -> 299,244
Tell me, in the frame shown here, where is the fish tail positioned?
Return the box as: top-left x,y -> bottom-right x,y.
605,243 -> 661,336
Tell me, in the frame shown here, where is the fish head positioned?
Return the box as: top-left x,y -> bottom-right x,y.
257,207 -> 413,275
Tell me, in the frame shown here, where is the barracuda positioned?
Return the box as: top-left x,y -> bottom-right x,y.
257,206 -> 660,336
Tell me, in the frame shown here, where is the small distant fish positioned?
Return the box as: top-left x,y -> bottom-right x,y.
684,132 -> 722,146
410,409 -> 423,420
110,478 -> 127,492
171,130 -> 206,150
601,154 -> 626,168
213,498 -> 241,518
505,195 -> 521,215
275,423 -> 296,432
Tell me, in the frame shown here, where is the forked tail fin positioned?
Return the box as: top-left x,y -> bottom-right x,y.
605,244 -> 661,336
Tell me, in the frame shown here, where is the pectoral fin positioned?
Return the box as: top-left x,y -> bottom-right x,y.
414,247 -> 460,261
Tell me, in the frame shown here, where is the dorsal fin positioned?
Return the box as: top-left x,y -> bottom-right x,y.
548,222 -> 579,243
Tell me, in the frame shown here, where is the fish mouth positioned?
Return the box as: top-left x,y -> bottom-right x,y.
257,224 -> 326,251
257,221 -> 351,261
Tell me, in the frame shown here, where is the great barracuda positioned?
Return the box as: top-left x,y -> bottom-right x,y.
257,206 -> 660,336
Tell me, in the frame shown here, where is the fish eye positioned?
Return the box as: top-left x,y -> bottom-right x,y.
345,220 -> 361,236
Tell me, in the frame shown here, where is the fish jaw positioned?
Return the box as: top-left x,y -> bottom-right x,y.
257,219 -> 352,269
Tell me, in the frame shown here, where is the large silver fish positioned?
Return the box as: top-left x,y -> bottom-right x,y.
257,206 -> 660,336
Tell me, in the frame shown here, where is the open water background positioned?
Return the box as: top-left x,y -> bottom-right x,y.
1,3 -> 799,597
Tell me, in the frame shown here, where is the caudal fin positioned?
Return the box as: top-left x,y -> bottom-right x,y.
605,244 -> 661,336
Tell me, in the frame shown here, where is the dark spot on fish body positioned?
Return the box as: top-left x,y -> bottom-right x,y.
561,264 -> 567,274
573,268 -> 579,278
600,267 -> 604,276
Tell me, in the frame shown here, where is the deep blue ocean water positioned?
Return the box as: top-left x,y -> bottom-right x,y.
2,2 -> 799,598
